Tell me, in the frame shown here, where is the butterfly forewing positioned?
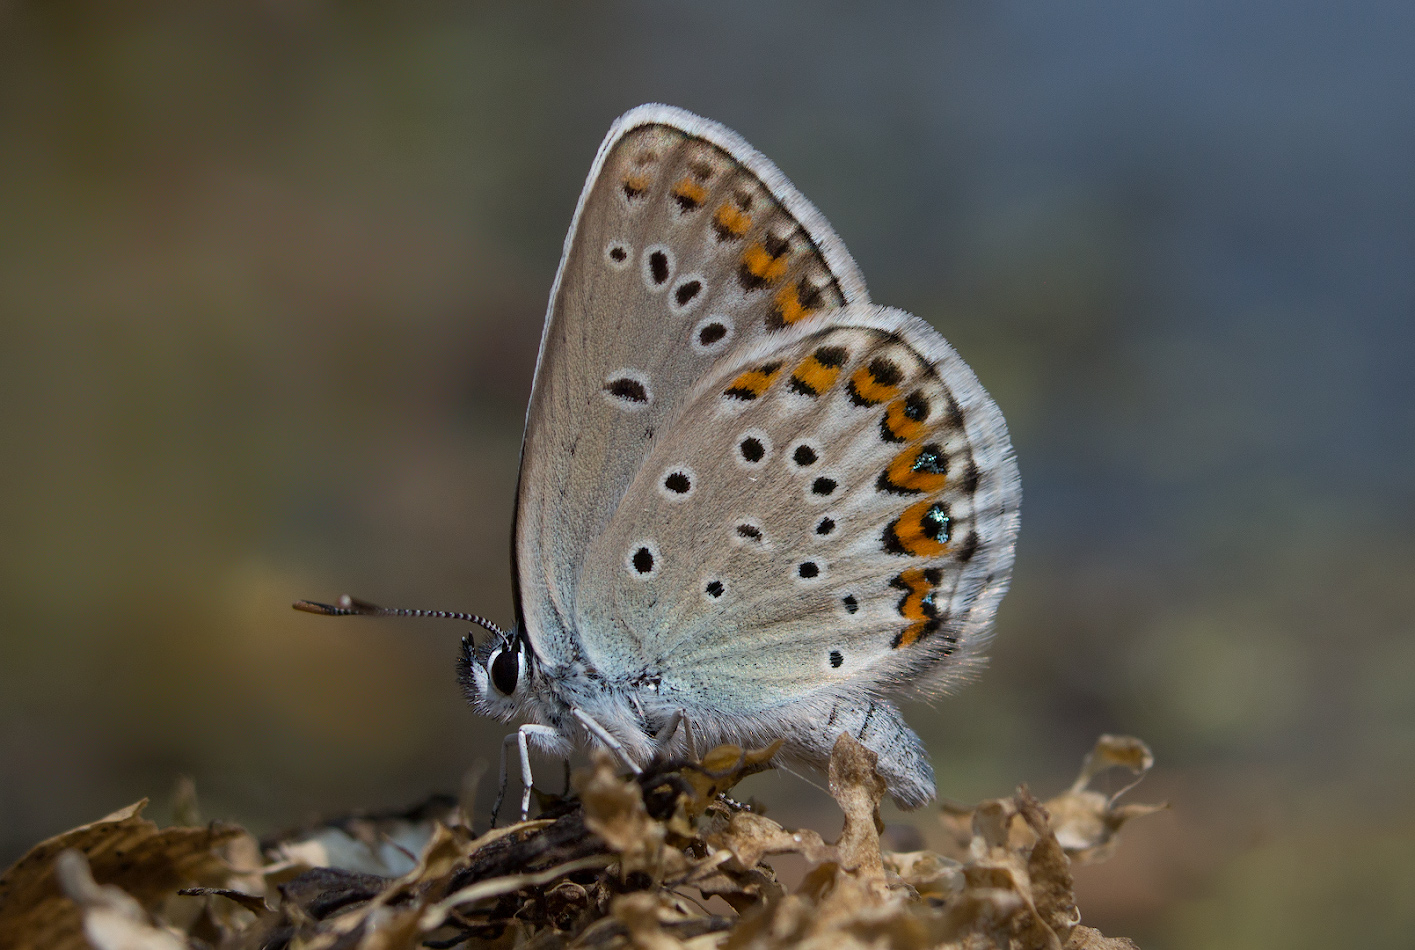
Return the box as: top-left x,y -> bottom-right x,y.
516,106 -> 869,665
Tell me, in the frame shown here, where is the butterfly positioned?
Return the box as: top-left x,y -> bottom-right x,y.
299,105 -> 1020,820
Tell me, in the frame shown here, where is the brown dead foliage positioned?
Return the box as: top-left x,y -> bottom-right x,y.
0,734 -> 1159,950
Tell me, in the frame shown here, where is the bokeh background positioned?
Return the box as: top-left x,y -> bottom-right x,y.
3,2 -> 1413,945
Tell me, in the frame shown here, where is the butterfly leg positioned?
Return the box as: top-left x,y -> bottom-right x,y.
571,707 -> 642,775
490,733 -> 516,826
492,724 -> 562,825
651,709 -> 696,759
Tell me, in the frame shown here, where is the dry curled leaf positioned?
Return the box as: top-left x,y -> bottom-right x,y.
0,799 -> 244,950
53,850 -> 190,950
1045,735 -> 1168,864
706,812 -> 835,871
0,736 -> 1159,950
938,735 -> 1166,869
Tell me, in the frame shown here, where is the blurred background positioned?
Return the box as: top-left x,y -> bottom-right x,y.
2,1 -> 1412,945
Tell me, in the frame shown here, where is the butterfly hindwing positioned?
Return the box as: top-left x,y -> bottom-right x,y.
580,306 -> 1020,707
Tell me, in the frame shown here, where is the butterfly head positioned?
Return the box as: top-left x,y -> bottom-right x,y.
458,628 -> 531,719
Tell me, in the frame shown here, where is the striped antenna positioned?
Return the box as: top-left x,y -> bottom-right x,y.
293,595 -> 504,639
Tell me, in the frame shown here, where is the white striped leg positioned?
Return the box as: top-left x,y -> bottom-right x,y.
571,708 -> 642,775
492,723 -> 563,824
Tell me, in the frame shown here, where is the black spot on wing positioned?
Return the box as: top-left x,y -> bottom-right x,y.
605,377 -> 648,403
649,251 -> 670,284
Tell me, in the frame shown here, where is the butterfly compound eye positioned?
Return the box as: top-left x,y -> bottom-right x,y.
489,646 -> 520,696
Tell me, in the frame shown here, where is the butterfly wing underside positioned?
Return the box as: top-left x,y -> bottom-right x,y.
515,105 -> 869,668
514,106 -> 1020,805
575,304 -> 1019,806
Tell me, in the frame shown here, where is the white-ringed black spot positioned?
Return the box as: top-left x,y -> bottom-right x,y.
641,244 -> 674,290
731,519 -> 769,549
811,476 -> 837,496
671,278 -> 704,310
829,650 -> 844,669
605,242 -> 631,269
787,439 -> 822,471
606,378 -> 647,402
626,539 -> 661,579
705,579 -> 724,599
658,465 -> 696,500
690,314 -> 733,354
816,516 -> 836,536
734,429 -> 771,469
602,370 -> 652,411
842,594 -> 859,614
797,561 -> 820,579
650,252 -> 669,283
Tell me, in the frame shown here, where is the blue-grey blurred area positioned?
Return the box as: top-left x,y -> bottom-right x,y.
2,2 -> 1412,945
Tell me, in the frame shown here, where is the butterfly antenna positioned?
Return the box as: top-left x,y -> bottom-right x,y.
293,595 -> 504,639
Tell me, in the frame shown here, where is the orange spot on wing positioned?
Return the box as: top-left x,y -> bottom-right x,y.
882,395 -> 928,442
884,499 -> 951,557
896,620 -> 930,648
713,203 -> 752,239
849,367 -> 900,407
774,283 -> 819,328
894,569 -> 932,619
789,352 -> 840,396
671,177 -> 707,210
881,444 -> 948,494
622,172 -> 651,198
724,361 -> 784,400
741,242 -> 789,284
890,567 -> 942,647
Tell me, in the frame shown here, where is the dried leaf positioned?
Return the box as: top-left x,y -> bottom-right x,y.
577,750 -> 684,880
54,849 -> 191,950
1046,735 -> 1168,863
706,812 -> 835,870
826,732 -> 888,879
0,799 -> 242,950
1017,790 -> 1081,942
0,737 -> 1156,950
